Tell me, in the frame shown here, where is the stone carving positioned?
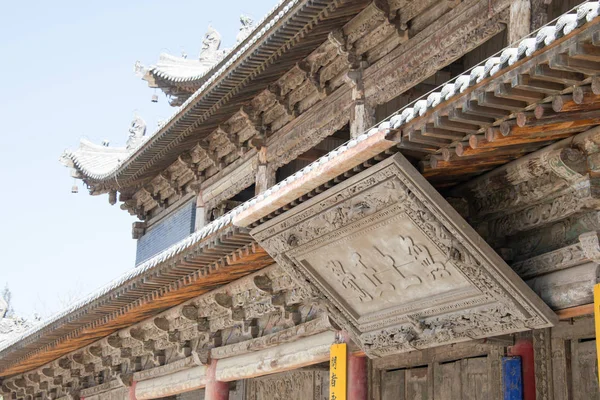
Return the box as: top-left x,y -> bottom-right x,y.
252,153 -> 557,357
199,26 -> 226,63
322,235 -> 453,305
236,15 -> 255,43
126,115 -> 147,150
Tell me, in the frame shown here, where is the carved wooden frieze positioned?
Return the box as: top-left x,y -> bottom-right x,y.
252,153 -> 557,357
246,369 -> 329,400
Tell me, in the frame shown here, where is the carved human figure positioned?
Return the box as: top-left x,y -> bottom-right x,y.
236,15 -> 255,43
133,60 -> 146,78
199,26 -> 223,62
126,115 -> 147,150
0,296 -> 7,319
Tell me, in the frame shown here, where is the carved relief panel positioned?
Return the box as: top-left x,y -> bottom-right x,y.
252,153 -> 557,357
246,369 -> 329,400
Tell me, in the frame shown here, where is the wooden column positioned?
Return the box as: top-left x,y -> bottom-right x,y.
509,0 -> 532,44
195,192 -> 206,231
129,381 -> 137,400
255,147 -> 276,195
348,62 -> 375,138
351,101 -> 375,138
205,360 -> 229,400
532,329 -> 554,400
348,355 -> 367,400
531,0 -> 550,31
551,337 -> 571,400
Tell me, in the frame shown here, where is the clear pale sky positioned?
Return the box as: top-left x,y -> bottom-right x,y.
0,0 -> 276,319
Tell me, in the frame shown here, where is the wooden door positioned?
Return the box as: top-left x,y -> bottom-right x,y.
381,366 -> 429,400
381,357 -> 490,399
571,339 -> 600,400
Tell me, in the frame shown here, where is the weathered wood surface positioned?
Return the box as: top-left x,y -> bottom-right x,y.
555,304 -> 595,320
1,265 -> 339,399
119,0 -> 600,225
215,331 -> 335,382
116,0 -> 514,220
374,344 -> 500,400
135,365 -> 208,400
0,237 -> 273,377
251,153 -> 556,360
245,369 -> 329,400
234,129 -> 395,226
509,0 -> 531,45
526,263 -> 599,310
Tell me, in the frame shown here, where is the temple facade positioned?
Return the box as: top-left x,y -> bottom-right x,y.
3,0 -> 600,399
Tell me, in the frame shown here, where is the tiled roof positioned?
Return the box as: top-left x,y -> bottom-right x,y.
0,318 -> 34,349
146,53 -> 222,83
234,1 -> 600,215
60,139 -> 133,179
0,204 -> 243,353
29,0 -> 598,365
62,0 -> 300,182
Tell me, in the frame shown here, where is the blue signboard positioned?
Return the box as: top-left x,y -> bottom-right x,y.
502,356 -> 523,400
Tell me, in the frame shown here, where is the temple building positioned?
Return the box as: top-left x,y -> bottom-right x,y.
4,0 -> 600,398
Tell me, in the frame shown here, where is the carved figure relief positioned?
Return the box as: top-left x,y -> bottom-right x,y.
126,114 -> 147,150
252,153 -> 557,357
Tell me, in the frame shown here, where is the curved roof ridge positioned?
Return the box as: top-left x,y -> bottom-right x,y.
232,1 -> 600,217
145,3 -> 289,85
62,0 -> 300,183
36,0 -> 598,362
0,203 -> 245,354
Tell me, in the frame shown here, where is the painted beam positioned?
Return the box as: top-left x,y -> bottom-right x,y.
135,365 -> 208,400
215,331 -> 336,382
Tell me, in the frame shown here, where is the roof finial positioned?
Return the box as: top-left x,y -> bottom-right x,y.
133,60 -> 147,78
236,15 -> 256,43
126,113 -> 147,150
199,25 -> 222,62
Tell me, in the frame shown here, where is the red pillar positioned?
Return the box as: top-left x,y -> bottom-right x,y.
508,337 -> 535,400
128,381 -> 137,400
348,354 -> 368,400
205,359 -> 229,400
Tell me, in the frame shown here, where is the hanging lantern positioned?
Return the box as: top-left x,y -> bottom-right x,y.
151,92 -> 159,103
71,184 -> 79,194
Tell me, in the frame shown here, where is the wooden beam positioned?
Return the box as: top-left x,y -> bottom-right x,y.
530,64 -> 585,85
508,0 -> 531,45
556,303 -> 594,320
501,109 -> 600,137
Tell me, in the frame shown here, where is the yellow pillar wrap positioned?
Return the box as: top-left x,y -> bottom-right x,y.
330,343 -> 347,400
594,283 -> 600,386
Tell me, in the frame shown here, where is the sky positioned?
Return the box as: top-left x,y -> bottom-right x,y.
0,0 -> 276,320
